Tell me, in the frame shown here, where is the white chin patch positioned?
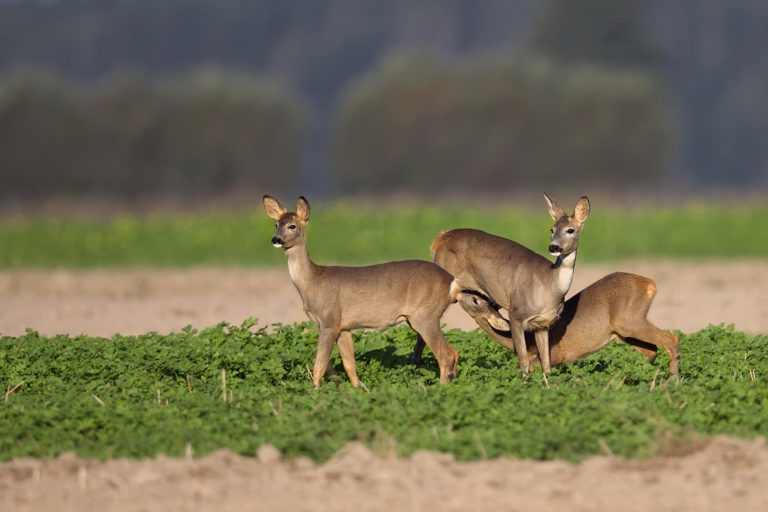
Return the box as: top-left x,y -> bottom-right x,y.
272,242 -> 284,248
550,251 -> 561,257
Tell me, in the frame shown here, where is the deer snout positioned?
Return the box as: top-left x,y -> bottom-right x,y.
548,244 -> 562,255
271,236 -> 284,248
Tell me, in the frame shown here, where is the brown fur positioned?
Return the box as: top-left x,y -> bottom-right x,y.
418,272 -> 680,377
431,195 -> 590,373
264,195 -> 460,389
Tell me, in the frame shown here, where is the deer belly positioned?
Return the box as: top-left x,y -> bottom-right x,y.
341,313 -> 407,331
521,303 -> 563,330
333,296 -> 405,329
524,316 -> 553,330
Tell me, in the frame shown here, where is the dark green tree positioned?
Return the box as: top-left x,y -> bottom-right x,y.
335,53 -> 671,195
529,0 -> 659,69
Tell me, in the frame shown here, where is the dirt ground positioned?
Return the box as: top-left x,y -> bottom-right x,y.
1,260 -> 766,337
2,261 -> 767,511
3,437 -> 768,512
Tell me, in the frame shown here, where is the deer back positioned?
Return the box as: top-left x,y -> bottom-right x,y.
548,272 -> 658,363
432,228 -> 559,317
303,259 -> 456,331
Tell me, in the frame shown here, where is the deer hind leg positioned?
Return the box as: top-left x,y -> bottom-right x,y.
618,321 -> 680,379
337,330 -> 360,387
411,334 -> 426,366
509,320 -> 531,373
533,329 -> 551,373
621,336 -> 658,363
453,288 -> 533,366
466,313 -> 531,372
313,326 -> 340,389
409,317 -> 458,383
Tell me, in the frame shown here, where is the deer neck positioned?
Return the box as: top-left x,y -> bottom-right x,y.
551,251 -> 576,296
283,238 -> 318,295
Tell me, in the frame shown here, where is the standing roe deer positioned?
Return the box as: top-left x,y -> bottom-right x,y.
414,272 -> 680,377
431,195 -> 590,373
263,195 -> 460,389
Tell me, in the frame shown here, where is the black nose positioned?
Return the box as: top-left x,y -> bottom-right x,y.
272,236 -> 283,245
549,244 -> 561,253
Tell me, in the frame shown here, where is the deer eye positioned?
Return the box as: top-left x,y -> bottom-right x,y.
288,224 -> 297,230
550,228 -> 554,234
567,228 -> 575,234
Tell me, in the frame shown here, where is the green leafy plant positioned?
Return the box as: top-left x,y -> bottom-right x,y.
1,322 -> 766,462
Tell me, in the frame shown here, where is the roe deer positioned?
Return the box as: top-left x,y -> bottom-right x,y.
414,272 -> 680,377
431,195 -> 590,373
263,195 -> 460,389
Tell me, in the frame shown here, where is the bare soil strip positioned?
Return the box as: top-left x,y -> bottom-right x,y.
1,260 -> 766,337
2,437 -> 767,512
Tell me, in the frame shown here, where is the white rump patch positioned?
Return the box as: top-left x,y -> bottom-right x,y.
449,279 -> 462,302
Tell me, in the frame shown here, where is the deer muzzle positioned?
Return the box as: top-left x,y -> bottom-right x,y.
271,236 -> 284,248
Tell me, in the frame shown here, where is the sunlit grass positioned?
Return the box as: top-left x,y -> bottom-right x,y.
0,203 -> 764,267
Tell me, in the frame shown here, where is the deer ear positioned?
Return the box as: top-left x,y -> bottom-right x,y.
544,194 -> 566,221
296,196 -> 310,222
263,195 -> 286,220
487,314 -> 511,332
573,196 -> 590,224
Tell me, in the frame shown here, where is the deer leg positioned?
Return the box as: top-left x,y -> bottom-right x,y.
409,318 -> 458,383
545,338 -> 566,367
509,320 -> 531,373
533,329 -> 551,373
622,336 -> 658,362
618,322 -> 680,379
472,315 -> 530,372
411,334 -> 426,366
312,326 -> 339,389
336,330 -> 359,387
450,311 -> 555,370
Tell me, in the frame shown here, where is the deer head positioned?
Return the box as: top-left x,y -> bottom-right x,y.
544,194 -> 590,258
263,195 -> 311,250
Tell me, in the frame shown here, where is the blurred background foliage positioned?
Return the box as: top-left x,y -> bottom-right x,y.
0,70 -> 302,199
336,54 -> 670,194
0,0 -> 766,202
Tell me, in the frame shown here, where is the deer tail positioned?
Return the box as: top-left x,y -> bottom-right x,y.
449,278 -> 462,303
430,230 -> 450,262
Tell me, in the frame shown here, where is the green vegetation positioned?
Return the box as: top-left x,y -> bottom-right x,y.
1,322 -> 766,462
0,203 -> 765,268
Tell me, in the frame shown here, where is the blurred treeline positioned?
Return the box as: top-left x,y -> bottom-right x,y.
337,55 -> 669,193
0,71 -> 301,198
0,0 -> 766,201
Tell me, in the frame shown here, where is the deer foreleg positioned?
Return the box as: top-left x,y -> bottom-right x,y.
312,326 -> 339,389
336,330 -> 359,387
